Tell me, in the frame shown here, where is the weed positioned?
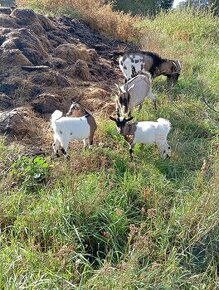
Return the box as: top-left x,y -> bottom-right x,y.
10,155 -> 49,190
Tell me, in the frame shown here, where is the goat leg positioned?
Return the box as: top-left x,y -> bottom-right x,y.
153,99 -> 157,110
129,143 -> 135,160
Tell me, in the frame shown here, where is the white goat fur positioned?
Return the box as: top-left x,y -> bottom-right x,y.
112,117 -> 171,158
51,110 -> 91,154
133,118 -> 171,148
119,54 -> 149,80
116,73 -> 156,115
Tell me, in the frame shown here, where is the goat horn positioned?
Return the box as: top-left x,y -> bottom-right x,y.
173,60 -> 182,71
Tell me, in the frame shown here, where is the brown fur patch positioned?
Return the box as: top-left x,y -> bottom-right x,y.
87,115 -> 97,145
159,61 -> 173,74
122,123 -> 137,136
143,56 -> 153,71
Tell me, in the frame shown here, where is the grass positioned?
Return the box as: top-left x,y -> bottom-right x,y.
1,2 -> 219,289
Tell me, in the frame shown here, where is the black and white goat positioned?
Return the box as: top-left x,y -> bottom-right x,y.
110,115 -> 172,159
119,51 -> 181,87
115,73 -> 157,116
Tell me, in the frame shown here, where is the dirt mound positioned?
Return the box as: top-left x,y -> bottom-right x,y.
0,107 -> 45,142
0,8 -> 138,149
31,93 -> 71,116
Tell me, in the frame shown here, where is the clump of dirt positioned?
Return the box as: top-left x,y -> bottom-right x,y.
71,59 -> 90,81
0,8 -> 138,151
0,107 -> 46,143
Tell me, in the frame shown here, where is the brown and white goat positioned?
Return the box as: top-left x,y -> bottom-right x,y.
51,102 -> 97,156
115,73 -> 157,116
110,115 -> 172,160
119,51 -> 181,87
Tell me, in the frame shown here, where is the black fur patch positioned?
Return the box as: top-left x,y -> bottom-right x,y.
61,148 -> 66,155
131,65 -> 136,77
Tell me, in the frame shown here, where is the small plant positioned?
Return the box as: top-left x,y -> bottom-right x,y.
10,156 -> 49,190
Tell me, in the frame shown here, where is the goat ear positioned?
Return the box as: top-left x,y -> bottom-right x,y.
127,84 -> 135,92
174,60 -> 182,72
109,116 -> 116,122
115,84 -> 122,93
171,61 -> 177,73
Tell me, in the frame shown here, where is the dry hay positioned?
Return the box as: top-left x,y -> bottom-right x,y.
0,48 -> 32,66
85,87 -> 110,100
54,43 -> 90,64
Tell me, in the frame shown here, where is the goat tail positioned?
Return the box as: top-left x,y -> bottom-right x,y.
51,110 -> 63,123
157,118 -> 171,131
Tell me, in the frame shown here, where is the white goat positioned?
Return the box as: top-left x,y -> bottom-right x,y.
115,73 -> 157,116
51,109 -> 97,156
110,116 -> 171,159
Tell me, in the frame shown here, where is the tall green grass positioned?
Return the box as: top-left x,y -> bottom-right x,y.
0,6 -> 219,290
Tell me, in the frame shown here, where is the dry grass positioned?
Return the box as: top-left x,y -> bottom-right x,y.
17,0 -> 142,41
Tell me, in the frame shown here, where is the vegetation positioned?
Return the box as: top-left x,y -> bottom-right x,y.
114,0 -> 174,16
1,1 -> 219,289
17,0 -> 142,41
